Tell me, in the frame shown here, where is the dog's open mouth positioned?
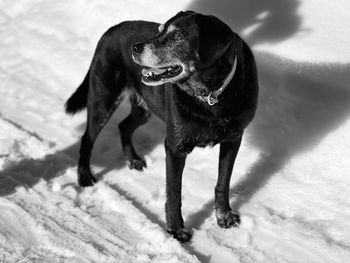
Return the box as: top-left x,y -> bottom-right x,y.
141,65 -> 183,85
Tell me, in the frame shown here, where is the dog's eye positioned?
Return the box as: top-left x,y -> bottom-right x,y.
158,24 -> 164,33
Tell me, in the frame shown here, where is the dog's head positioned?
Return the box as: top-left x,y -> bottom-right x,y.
132,11 -> 235,90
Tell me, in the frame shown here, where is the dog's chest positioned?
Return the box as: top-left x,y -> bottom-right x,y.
173,118 -> 233,153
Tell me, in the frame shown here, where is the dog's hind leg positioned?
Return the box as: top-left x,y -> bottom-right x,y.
78,69 -> 125,187
119,95 -> 151,171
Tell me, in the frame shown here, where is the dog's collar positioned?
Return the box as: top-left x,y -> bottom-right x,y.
198,55 -> 237,106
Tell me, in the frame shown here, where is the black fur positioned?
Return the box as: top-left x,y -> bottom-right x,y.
65,72 -> 89,114
65,11 -> 258,242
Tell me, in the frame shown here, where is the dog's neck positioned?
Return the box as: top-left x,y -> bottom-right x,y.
197,55 -> 237,105
177,45 -> 238,105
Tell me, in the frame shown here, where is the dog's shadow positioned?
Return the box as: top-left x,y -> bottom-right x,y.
0,101 -> 165,196
234,55 -> 350,204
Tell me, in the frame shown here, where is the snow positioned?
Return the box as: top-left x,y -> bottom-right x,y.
0,0 -> 350,262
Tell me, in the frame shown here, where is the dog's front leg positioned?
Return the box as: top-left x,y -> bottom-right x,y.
215,135 -> 243,228
164,139 -> 191,242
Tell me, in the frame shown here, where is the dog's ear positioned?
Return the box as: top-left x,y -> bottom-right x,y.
177,10 -> 196,17
195,14 -> 233,66
171,10 -> 196,23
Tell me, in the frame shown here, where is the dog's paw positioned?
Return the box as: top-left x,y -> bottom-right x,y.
78,171 -> 97,187
127,159 -> 147,171
167,228 -> 192,243
216,209 -> 240,229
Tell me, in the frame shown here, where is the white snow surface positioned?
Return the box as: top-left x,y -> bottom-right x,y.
0,0 -> 350,262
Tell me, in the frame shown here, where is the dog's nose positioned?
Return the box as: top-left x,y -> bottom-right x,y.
132,43 -> 144,54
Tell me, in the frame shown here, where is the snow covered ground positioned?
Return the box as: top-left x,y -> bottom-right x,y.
0,0 -> 350,262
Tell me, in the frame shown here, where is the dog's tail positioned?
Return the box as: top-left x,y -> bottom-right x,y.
65,71 -> 89,115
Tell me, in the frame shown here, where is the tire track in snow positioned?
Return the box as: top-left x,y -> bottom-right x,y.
0,113 -> 54,146
1,173 -> 199,263
6,192 -> 120,262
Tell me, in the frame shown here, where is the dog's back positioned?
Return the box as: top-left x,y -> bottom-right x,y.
65,21 -> 159,115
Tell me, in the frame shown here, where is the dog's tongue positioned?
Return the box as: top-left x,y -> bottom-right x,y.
142,67 -> 167,76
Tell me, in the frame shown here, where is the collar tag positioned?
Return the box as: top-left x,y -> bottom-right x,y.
199,92 -> 219,105
207,92 -> 219,105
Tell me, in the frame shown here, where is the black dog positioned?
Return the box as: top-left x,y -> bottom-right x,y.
65,11 -> 258,242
